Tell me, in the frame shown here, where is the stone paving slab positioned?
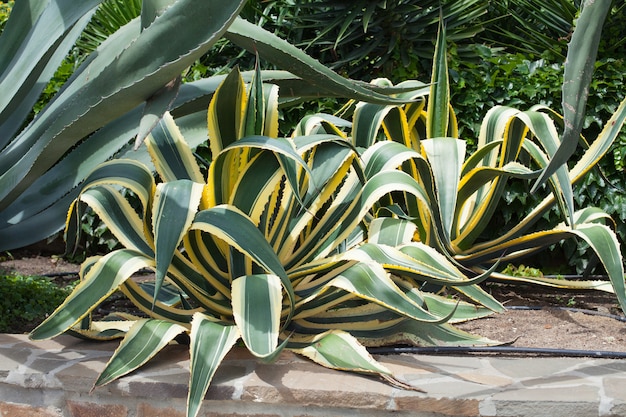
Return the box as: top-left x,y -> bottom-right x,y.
1,333 -> 625,416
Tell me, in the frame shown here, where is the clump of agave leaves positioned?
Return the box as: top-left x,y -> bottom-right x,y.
329,16 -> 626,312
31,67 -> 503,417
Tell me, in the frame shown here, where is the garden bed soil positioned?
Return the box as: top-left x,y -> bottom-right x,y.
2,249 -> 626,353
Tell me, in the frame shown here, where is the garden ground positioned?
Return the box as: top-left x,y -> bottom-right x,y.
1,248 -> 625,354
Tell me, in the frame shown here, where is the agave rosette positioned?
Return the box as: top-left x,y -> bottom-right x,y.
31,68 -> 501,417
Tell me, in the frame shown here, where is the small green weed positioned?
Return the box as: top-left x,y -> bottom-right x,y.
0,271 -> 75,333
501,263 -> 544,278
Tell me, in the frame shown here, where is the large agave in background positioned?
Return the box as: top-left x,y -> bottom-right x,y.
31,68 -> 502,417
0,0 -> 407,251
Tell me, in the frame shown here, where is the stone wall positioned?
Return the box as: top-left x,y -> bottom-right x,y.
1,334 -> 625,417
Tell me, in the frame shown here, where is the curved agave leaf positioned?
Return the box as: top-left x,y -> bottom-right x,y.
462,208 -> 626,312
533,0 -> 612,190
206,135 -> 309,210
323,261 -> 452,323
146,112 -> 204,183
224,17 -> 413,106
74,185 -> 153,255
569,97 -> 626,182
0,0 -> 246,208
352,79 -> 428,149
30,249 -> 155,340
352,315 -> 502,347
94,319 -> 187,388
62,159 -> 156,256
487,98 -> 626,247
188,314 -> 240,417
0,0 -> 101,143
292,329 -> 392,376
120,278 -> 204,324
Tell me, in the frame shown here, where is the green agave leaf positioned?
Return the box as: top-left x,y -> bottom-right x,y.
486,271 -> 614,293
396,243 -> 504,312
30,249 -> 155,340
225,17 -> 410,105
352,80 -> 428,149
354,317 -> 502,347
188,313 -> 240,417
517,110 -> 574,226
209,135 -> 310,209
146,112 -> 204,183
0,155 -> 154,231
422,293 -> 497,323
121,279 -> 202,324
368,217 -> 416,247
292,329 -> 391,376
299,136 -> 357,208
232,274 -> 285,360
229,151 -> 282,224
570,222 -> 626,313
94,319 -> 187,387
326,259 -> 450,323
533,0 -> 611,191
77,185 -> 153,256
422,138 -> 465,241
0,0 -> 246,208
356,242 -> 484,287
0,0 -> 100,144
66,318 -> 137,341
493,98 -> 626,246
135,75 -> 182,148
427,18 -> 450,139
152,180 -> 204,305
242,60 -> 266,138
208,66 -> 247,156
570,96 -> 626,182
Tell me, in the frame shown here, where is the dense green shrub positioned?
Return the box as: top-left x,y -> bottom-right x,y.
0,272 -> 74,333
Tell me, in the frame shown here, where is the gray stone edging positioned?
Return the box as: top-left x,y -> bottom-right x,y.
1,333 -> 626,417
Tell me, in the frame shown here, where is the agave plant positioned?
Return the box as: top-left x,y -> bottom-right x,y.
31,67 -> 502,417
336,13 -> 626,313
0,0 -> 408,252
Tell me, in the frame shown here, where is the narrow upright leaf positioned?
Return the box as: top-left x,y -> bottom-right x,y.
427,17 -> 450,139
532,0 -> 611,191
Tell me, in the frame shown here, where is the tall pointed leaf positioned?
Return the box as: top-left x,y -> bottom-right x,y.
532,0 -> 611,191
427,17 -> 450,139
